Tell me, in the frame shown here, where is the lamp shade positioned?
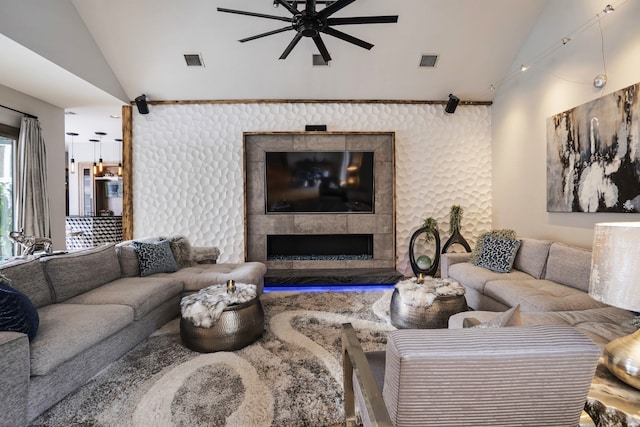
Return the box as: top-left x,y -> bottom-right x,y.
589,222 -> 640,312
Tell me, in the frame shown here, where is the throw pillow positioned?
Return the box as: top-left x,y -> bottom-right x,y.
472,305 -> 522,328
132,239 -> 178,277
475,235 -> 522,273
0,280 -> 40,340
469,229 -> 517,264
161,235 -> 196,269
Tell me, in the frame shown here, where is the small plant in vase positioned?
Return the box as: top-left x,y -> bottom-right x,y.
442,205 -> 471,253
409,216 -> 441,277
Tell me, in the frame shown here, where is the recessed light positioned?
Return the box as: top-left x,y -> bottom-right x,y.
65,111 -> 77,115
110,115 -> 120,119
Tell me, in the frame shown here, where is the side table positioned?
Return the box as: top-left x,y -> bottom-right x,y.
390,276 -> 468,329
584,361 -> 640,426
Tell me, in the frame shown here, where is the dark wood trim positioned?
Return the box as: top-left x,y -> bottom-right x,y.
130,99 -> 492,106
122,105 -> 133,240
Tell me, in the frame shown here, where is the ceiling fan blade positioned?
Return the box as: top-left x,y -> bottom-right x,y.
317,0 -> 356,19
239,26 -> 293,43
279,33 -> 303,59
306,0 -> 316,14
327,15 -> 398,25
312,34 -> 332,63
321,26 -> 373,50
217,8 -> 292,23
274,0 -> 300,16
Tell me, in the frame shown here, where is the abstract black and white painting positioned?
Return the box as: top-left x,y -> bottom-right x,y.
547,82 -> 640,212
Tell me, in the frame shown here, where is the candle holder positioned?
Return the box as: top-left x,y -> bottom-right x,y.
227,279 -> 236,294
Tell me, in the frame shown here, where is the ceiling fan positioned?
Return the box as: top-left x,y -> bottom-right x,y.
217,0 -> 398,62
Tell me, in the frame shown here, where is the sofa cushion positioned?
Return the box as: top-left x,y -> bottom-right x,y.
484,279 -> 608,312
450,306 -> 635,349
0,258 -> 52,308
446,262 -> 533,294
155,262 -> 267,293
65,276 -> 183,320
133,240 -> 178,277
30,303 -> 133,376
475,236 -> 521,273
512,238 -> 553,279
0,281 -> 40,340
40,244 -> 122,303
544,243 -> 592,292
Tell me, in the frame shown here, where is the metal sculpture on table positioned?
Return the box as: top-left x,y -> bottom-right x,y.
8,229 -> 53,257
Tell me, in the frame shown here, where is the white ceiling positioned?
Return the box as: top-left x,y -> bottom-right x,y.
1,0 -> 549,141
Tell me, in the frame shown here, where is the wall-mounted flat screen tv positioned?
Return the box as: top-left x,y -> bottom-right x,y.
265,151 -> 375,213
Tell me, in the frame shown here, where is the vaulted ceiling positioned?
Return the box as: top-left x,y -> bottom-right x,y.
0,0 -> 548,139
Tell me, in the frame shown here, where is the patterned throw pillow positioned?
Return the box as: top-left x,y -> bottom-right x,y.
469,229 -> 517,264
132,239 -> 178,277
0,281 -> 40,340
475,235 -> 521,273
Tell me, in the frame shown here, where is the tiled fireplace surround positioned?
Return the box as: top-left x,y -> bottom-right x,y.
245,132 -> 395,271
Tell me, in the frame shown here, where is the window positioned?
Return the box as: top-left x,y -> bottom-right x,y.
0,124 -> 19,259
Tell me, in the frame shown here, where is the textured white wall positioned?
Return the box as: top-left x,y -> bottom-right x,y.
133,102 -> 491,275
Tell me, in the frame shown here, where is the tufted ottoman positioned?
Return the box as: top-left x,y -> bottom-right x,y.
180,283 -> 265,353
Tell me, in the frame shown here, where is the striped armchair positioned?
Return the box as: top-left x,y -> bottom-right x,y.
342,324 -> 600,427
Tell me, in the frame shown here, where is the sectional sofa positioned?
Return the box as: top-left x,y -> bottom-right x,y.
0,240 -> 266,426
442,237 -> 636,347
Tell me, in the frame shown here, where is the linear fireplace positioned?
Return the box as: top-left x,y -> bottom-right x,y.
245,132 -> 395,271
267,234 -> 374,260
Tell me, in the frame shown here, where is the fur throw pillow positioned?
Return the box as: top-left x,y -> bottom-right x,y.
161,235 -> 196,269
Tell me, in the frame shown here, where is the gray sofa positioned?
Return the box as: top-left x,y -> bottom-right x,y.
442,237 -> 636,347
0,241 -> 266,427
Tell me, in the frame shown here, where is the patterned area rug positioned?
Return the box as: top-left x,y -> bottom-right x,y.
31,290 -> 395,427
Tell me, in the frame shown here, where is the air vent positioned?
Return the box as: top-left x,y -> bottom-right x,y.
419,54 -> 438,68
184,53 -> 204,67
312,54 -> 330,66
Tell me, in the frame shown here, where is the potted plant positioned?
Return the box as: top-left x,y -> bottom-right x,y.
442,205 -> 471,253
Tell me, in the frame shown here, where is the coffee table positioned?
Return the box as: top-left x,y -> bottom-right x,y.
390,277 -> 468,329
180,294 -> 264,353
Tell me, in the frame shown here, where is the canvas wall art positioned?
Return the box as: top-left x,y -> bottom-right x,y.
547,82 -> 640,212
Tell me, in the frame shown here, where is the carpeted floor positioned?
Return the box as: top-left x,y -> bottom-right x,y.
31,290 -> 395,427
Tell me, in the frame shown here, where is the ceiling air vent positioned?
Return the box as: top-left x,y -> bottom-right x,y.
184,53 -> 204,67
419,54 -> 438,68
312,54 -> 330,67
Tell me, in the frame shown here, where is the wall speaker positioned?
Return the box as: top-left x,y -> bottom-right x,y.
135,94 -> 149,115
445,94 -> 459,114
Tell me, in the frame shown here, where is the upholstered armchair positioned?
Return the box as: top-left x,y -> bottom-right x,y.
342,323 -> 601,427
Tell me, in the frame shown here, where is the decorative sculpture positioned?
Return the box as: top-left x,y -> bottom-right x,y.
409,217 -> 440,277
442,205 -> 471,253
8,229 -> 53,257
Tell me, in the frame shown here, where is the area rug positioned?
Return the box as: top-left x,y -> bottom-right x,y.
31,290 -> 395,427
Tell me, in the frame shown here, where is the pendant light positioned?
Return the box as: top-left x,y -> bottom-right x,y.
66,132 -> 78,174
115,138 -> 123,176
90,138 -> 99,175
95,131 -> 106,173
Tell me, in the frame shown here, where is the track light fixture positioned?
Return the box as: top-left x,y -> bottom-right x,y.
603,4 -> 614,13
445,94 -> 460,114
66,132 -> 78,174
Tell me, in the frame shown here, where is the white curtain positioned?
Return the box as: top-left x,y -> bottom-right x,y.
15,117 -> 51,238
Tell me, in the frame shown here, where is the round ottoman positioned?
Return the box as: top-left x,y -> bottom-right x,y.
180,296 -> 264,353
390,277 -> 468,329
